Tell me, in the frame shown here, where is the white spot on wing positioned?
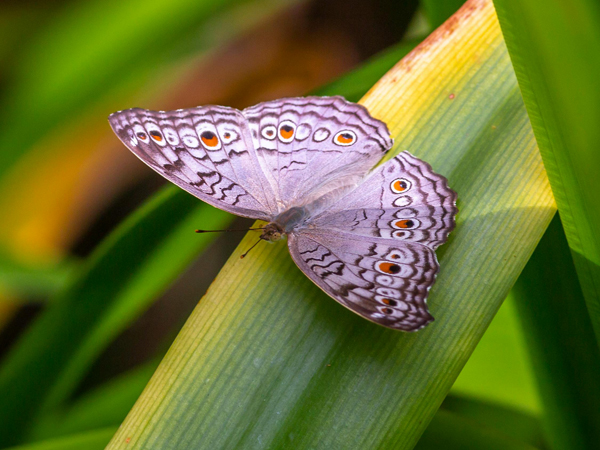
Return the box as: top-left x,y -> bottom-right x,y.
393,196 -> 412,207
375,274 -> 393,285
313,128 -> 330,142
181,132 -> 199,148
376,287 -> 401,298
163,128 -> 180,145
295,123 -> 312,141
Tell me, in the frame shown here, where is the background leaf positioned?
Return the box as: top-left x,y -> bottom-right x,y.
416,410 -> 538,450
0,0 -> 294,178
30,361 -> 159,441
493,0 -> 600,344
512,215 -> 600,450
3,428 -> 115,450
316,40 -> 420,102
441,395 -> 545,447
0,253 -> 75,300
0,187 -> 231,446
421,0 -> 467,28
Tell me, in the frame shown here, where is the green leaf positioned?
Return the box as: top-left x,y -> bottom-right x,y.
441,395 -> 545,448
3,428 -> 114,450
316,39 -> 420,102
451,294 -> 540,415
0,0 -> 292,180
421,0 -> 467,29
105,2 -> 555,449
416,410 -> 539,450
493,0 -> 600,344
30,361 -> 159,441
0,249 -> 75,299
0,187 -> 232,447
512,215 -> 600,450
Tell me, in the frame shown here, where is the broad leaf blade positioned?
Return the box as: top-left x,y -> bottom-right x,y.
106,1 -> 555,449
512,215 -> 600,450
493,0 -> 600,344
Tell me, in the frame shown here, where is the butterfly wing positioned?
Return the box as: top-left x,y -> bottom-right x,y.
110,97 -> 393,219
289,152 -> 457,331
288,229 -> 438,331
310,152 -> 457,249
109,106 -> 277,219
243,96 -> 393,211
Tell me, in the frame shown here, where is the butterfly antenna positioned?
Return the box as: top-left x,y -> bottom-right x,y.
195,227 -> 264,233
240,238 -> 262,259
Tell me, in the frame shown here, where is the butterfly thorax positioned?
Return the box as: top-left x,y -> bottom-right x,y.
261,207 -> 308,242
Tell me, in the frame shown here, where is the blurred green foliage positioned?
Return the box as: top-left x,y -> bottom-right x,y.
0,0 -> 598,449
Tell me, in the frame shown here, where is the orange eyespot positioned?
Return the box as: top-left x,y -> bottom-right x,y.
262,125 -> 277,139
381,298 -> 398,306
336,133 -> 354,144
221,129 -> 238,144
393,180 -> 406,191
136,132 -> 148,140
149,130 -> 163,142
392,230 -> 407,239
201,131 -> 219,147
377,261 -> 401,275
280,125 -> 294,140
382,307 -> 394,315
391,178 -> 411,193
394,219 -> 415,229
333,130 -> 356,146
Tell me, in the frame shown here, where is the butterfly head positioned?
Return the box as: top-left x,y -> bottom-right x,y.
260,222 -> 285,242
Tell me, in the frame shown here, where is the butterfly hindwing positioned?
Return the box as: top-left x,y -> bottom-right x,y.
289,152 -> 457,330
288,229 -> 437,331
310,152 -> 457,249
109,106 -> 277,219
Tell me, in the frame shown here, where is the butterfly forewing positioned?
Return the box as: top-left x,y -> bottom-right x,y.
109,106 -> 277,219
243,96 -> 392,211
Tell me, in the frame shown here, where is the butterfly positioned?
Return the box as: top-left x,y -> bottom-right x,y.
109,96 -> 457,331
